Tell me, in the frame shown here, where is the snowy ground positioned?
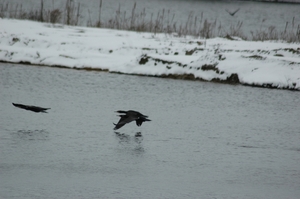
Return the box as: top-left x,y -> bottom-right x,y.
0,18 -> 300,90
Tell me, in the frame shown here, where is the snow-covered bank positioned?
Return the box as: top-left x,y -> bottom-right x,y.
1,19 -> 300,90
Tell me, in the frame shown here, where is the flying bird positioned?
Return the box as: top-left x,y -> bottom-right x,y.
113,110 -> 151,130
12,103 -> 50,113
226,8 -> 240,16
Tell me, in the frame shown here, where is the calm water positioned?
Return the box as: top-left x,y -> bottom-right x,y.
4,0 -> 300,37
0,63 -> 300,199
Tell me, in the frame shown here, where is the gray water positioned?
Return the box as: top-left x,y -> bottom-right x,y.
4,0 -> 300,37
0,63 -> 300,199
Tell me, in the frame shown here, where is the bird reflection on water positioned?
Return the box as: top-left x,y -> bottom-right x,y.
13,129 -> 50,141
114,132 -> 145,154
114,132 -> 143,143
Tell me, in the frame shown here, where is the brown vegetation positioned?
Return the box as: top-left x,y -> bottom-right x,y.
0,0 -> 299,42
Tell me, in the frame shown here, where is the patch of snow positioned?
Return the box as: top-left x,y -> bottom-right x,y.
0,18 -> 299,90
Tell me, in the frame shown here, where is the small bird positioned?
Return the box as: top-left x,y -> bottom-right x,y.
113,110 -> 151,130
12,103 -> 50,113
226,8 -> 240,16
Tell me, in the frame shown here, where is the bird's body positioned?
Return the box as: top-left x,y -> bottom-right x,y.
12,103 -> 50,113
113,110 -> 151,130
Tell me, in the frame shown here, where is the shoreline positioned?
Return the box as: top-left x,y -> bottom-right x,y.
1,60 -> 299,91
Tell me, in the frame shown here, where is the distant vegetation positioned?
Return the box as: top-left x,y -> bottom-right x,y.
0,0 -> 299,42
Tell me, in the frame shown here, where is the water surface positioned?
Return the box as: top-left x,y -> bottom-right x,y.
0,63 -> 300,199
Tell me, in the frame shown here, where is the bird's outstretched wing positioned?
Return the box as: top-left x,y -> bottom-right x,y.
232,8 -> 240,15
12,103 -> 50,113
113,115 -> 136,130
113,122 -> 126,130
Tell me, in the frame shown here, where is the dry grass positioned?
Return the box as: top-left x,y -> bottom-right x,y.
0,0 -> 299,42
250,17 -> 300,43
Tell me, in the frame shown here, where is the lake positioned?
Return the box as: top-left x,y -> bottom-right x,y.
0,63 -> 300,199
4,0 -> 300,37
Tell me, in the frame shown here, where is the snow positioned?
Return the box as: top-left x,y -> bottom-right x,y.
1,18 -> 300,90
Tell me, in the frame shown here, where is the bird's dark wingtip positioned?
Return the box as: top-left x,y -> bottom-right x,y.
113,123 -> 118,130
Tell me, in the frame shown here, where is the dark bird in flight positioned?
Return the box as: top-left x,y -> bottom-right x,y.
12,103 -> 50,113
226,8 -> 240,16
113,110 -> 151,130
